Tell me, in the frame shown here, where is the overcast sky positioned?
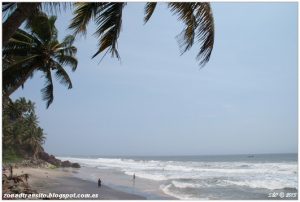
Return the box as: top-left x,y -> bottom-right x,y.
12,3 -> 298,156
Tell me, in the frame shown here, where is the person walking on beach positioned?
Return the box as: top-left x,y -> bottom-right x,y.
98,178 -> 101,188
133,173 -> 135,180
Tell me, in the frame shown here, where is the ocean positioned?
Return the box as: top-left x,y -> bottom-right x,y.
58,153 -> 298,200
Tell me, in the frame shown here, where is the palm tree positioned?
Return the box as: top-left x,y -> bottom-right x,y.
69,2 -> 214,66
23,125 -> 46,160
3,98 -> 30,150
2,3 -> 40,45
3,97 -> 46,159
3,2 -> 214,66
3,11 -> 78,108
2,2 -> 68,45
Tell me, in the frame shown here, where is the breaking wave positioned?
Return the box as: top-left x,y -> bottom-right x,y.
58,156 -> 297,199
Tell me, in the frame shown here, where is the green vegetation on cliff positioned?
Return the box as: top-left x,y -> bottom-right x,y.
3,98 -> 45,162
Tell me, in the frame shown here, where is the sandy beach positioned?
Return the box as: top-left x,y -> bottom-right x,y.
11,167 -> 146,200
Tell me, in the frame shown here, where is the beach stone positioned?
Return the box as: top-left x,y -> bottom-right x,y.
72,163 -> 80,168
61,160 -> 72,167
39,152 -> 61,166
60,161 -> 80,168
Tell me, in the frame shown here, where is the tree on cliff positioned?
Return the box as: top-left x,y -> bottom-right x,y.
3,98 -> 45,160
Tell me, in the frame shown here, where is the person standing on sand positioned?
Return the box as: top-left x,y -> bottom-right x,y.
9,165 -> 13,179
133,173 -> 135,180
98,178 -> 101,188
24,174 -> 29,182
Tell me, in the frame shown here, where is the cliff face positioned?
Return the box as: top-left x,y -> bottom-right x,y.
3,151 -> 80,169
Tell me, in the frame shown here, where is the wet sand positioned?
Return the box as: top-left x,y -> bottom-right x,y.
73,166 -> 176,200
12,167 -> 146,200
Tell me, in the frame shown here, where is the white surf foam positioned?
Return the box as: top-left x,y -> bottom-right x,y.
224,179 -> 298,190
160,184 -> 204,200
57,156 -> 298,197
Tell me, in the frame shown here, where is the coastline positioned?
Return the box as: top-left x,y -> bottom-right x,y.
11,167 -> 146,200
5,154 -> 297,200
71,166 -> 176,200
57,155 -> 298,200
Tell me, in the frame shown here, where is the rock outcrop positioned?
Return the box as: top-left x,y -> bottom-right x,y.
39,151 -> 80,168
39,152 -> 61,167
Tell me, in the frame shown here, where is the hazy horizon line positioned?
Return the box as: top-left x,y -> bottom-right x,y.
54,152 -> 298,158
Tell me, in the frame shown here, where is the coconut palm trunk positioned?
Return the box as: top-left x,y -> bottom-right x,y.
4,67 -> 36,97
2,3 -> 40,45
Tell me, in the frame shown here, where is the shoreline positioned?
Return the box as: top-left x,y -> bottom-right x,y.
4,155 -> 298,200
10,167 -> 147,200
71,166 -> 176,200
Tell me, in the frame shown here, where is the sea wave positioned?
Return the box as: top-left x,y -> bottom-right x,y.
57,156 -> 298,198
170,179 -> 228,189
160,184 -> 204,200
224,179 -> 298,190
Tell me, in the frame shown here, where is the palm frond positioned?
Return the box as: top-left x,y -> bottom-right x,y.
41,2 -> 71,15
26,11 -> 57,42
4,55 -> 39,70
56,46 -> 77,57
48,15 -> 58,41
144,2 -> 157,23
167,3 -> 214,66
9,29 -> 41,47
52,61 -> 73,89
54,55 -> 78,72
69,3 -> 103,35
2,3 -> 17,19
4,37 -> 35,57
194,3 -> 214,66
3,61 -> 37,96
3,44 -> 33,57
2,3 -> 16,12
61,35 -> 75,47
168,3 -> 198,55
7,38 -> 34,47
92,2 -> 126,59
41,69 -> 54,109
